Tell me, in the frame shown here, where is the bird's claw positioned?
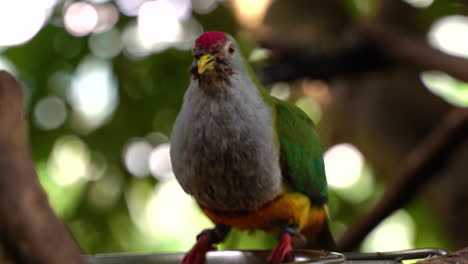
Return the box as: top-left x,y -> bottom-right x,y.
267,232 -> 294,264
182,225 -> 230,264
181,233 -> 213,264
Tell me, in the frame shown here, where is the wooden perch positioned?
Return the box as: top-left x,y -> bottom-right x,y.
0,71 -> 86,264
337,107 -> 468,251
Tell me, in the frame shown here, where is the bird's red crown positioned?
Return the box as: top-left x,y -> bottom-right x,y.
195,31 -> 226,50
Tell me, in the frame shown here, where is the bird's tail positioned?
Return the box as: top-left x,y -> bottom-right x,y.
307,220 -> 335,250
301,205 -> 335,250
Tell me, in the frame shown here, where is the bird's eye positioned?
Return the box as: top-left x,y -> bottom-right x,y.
228,44 -> 235,56
194,54 -> 201,60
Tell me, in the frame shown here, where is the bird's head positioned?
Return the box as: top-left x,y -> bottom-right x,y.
190,31 -> 243,88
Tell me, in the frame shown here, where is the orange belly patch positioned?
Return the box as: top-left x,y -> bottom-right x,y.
200,192 -> 325,236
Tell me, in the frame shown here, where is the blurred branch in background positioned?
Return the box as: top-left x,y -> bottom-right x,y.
0,71 -> 85,264
260,40 -> 390,83
358,22 -> 468,83
337,107 -> 468,251
262,21 -> 468,84
0,0 -> 468,256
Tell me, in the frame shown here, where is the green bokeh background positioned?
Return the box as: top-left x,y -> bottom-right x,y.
0,0 -> 463,254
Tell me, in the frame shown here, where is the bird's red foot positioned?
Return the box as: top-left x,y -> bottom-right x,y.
181,232 -> 213,264
267,232 -> 294,264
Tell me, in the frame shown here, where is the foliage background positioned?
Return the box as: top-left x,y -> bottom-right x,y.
1,0 -> 466,255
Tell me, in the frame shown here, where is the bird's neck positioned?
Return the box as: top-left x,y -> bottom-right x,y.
196,73 -> 230,97
188,73 -> 267,122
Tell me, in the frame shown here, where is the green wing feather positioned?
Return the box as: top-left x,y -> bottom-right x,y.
239,48 -> 327,203
272,97 -> 328,204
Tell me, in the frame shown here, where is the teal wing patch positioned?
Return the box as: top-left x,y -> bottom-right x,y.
273,97 -> 328,203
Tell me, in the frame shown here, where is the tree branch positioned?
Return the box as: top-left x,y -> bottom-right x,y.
336,107 -> 468,251
359,22 -> 468,83
260,40 -> 389,84
261,22 -> 468,84
0,71 -> 86,264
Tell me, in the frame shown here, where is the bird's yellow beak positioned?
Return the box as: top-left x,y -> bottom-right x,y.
197,54 -> 216,74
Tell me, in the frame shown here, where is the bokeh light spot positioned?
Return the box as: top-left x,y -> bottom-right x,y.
168,0 -> 192,20
34,96 -> 68,130
362,210 -> 415,251
88,0 -> 111,3
232,0 -> 272,28
332,165 -> 375,204
125,179 -> 154,234
64,2 -> 99,37
0,0 -> 54,46
0,56 -> 18,75
421,71 -> 468,107
124,139 -> 153,177
429,15 -> 468,58
324,143 -> 364,189
137,0 -> 184,53
122,21 -> 148,58
149,143 -> 173,181
115,0 -> 147,16
145,179 -> 212,251
69,56 -> 118,133
48,135 -> 91,185
173,17 -> 204,51
302,80 -> 332,106
403,0 -> 434,8
249,48 -> 271,62
93,3 -> 119,33
146,131 -> 169,146
270,82 -> 290,101
89,28 -> 122,59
